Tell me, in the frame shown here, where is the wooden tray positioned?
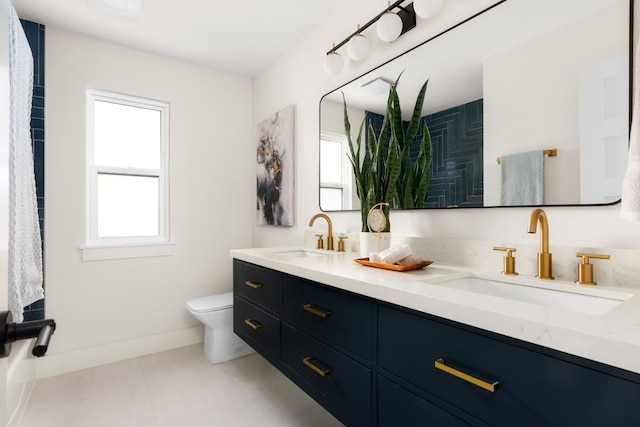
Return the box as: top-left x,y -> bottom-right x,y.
354,257 -> 433,272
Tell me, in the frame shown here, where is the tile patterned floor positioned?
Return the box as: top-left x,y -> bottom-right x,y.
19,344 -> 344,427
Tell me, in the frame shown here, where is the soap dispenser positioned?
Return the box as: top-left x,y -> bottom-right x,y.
575,253 -> 610,285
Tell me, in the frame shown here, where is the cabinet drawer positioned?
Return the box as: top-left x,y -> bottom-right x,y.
379,305 -> 640,427
281,323 -> 371,426
378,375 -> 474,427
282,276 -> 373,360
233,297 -> 280,362
234,260 -> 282,314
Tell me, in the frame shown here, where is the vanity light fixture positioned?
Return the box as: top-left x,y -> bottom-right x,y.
347,25 -> 370,61
324,1 -> 443,75
324,43 -> 344,75
377,3 -> 404,42
413,0 -> 444,19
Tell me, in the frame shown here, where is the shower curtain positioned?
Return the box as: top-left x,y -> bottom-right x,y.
8,2 -> 43,322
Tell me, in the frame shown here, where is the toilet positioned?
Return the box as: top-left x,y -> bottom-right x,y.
186,292 -> 255,363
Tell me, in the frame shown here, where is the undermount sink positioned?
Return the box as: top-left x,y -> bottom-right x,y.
273,249 -> 328,258
432,276 -> 632,316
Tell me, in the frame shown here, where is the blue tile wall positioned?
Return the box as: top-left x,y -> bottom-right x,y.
20,19 -> 45,322
424,99 -> 484,208
366,99 -> 484,209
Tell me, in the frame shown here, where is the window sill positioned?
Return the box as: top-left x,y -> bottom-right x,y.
80,242 -> 175,261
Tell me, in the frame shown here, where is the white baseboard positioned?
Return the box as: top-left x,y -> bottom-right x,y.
35,326 -> 204,379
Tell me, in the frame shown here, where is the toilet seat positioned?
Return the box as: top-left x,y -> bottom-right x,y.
187,292 -> 233,314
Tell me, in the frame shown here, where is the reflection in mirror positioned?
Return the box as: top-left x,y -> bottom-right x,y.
320,0 -> 630,211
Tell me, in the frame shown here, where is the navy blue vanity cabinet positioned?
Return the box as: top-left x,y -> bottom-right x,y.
234,260 -> 282,313
378,375 -> 481,427
233,260 -> 374,426
233,260 -> 282,364
233,296 -> 280,363
282,275 -> 374,360
281,275 -> 375,427
281,323 -> 372,427
378,304 -> 640,427
232,259 -> 640,426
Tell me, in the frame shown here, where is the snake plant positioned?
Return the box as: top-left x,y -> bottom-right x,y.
343,73 -> 432,232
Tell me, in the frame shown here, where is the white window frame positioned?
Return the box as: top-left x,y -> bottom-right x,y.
83,88 -> 171,260
320,132 -> 354,210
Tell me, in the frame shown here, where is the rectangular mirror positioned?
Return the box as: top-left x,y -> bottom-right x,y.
320,0 -> 631,211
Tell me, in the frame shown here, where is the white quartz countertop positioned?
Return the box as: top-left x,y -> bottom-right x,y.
230,247 -> 640,375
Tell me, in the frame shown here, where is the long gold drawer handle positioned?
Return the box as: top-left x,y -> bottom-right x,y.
245,280 -> 263,289
303,304 -> 331,318
244,319 -> 263,330
303,357 -> 331,377
434,358 -> 499,393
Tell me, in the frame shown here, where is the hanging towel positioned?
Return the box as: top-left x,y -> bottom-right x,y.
500,150 -> 545,206
621,41 -> 640,221
8,3 -> 44,322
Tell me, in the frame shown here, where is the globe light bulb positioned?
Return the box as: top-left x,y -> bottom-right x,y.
376,11 -> 402,43
413,0 -> 444,19
324,50 -> 344,75
347,33 -> 370,61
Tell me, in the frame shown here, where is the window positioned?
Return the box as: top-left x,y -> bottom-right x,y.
85,89 -> 169,252
320,133 -> 353,210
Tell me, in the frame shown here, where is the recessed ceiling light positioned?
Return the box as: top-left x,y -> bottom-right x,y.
86,0 -> 144,20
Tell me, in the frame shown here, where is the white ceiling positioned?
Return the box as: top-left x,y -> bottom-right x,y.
11,0 -> 337,78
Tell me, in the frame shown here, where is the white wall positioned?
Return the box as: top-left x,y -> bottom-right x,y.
41,28 -> 253,377
484,1 -> 627,205
253,0 -> 640,251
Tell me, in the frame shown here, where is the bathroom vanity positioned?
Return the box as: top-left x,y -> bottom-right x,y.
231,248 -> 640,426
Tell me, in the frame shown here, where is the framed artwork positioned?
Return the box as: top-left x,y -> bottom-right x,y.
256,104 -> 295,226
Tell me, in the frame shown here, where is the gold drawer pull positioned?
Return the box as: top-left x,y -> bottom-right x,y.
245,280 -> 263,289
434,358 -> 499,393
244,319 -> 263,330
303,304 -> 331,318
303,357 -> 331,377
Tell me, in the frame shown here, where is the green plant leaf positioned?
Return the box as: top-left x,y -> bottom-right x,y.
405,79 -> 429,145
413,122 -> 433,207
342,73 -> 433,231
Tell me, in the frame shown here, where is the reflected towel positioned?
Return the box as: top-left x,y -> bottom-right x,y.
500,150 -> 545,206
621,42 -> 640,221
8,3 -> 44,322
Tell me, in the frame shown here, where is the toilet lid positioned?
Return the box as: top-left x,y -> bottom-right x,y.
187,292 -> 233,313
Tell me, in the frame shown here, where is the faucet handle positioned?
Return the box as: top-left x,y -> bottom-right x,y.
315,234 -> 325,250
493,247 -> 518,275
337,234 -> 348,252
575,253 -> 610,286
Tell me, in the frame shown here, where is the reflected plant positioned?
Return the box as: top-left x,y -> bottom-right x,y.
343,73 -> 432,232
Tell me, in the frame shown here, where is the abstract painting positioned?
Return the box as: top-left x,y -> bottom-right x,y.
256,104 -> 294,226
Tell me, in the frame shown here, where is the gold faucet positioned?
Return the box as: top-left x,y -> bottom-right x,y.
527,208 -> 554,280
309,213 -> 334,251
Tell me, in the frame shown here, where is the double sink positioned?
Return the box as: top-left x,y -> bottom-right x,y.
271,248 -> 632,317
